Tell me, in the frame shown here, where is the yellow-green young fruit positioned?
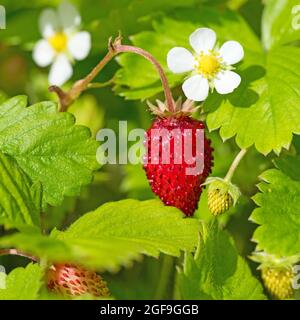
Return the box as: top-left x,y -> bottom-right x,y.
207,189 -> 234,216
261,267 -> 294,300
204,177 -> 240,217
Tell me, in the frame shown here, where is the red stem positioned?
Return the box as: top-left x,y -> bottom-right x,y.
115,44 -> 175,112
50,37 -> 175,113
0,249 -> 38,262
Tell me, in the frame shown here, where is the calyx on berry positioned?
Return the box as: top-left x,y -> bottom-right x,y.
147,97 -> 200,118
203,177 -> 241,216
250,251 -> 300,300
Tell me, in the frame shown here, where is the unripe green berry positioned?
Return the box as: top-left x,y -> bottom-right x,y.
261,267 -> 294,300
208,188 -> 234,216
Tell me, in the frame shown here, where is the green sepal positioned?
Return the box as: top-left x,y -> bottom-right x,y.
203,177 -> 241,206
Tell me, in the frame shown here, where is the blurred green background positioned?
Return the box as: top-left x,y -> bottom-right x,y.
0,0 -> 274,299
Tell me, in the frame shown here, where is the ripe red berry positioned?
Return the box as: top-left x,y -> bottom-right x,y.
143,100 -> 213,216
47,263 -> 110,298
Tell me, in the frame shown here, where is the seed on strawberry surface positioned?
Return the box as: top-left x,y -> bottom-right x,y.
250,251 -> 299,300
143,99 -> 213,216
47,263 -> 110,298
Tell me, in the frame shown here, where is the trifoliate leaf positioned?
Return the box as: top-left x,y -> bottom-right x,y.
0,263 -> 43,300
0,151 -> 40,231
251,166 -> 300,257
262,0 -> 300,50
0,96 -> 100,206
206,46 -> 300,155
178,223 -> 266,300
0,199 -> 199,272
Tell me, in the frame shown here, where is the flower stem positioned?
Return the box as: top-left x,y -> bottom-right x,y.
224,148 -> 248,182
0,249 -> 38,262
50,36 -> 175,113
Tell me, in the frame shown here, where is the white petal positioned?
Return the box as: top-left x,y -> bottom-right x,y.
182,75 -> 209,101
167,47 -> 195,74
189,28 -> 216,54
58,1 -> 81,31
219,41 -> 244,65
214,70 -> 241,94
68,31 -> 91,60
39,9 -> 60,38
48,55 -> 73,86
33,39 -> 55,67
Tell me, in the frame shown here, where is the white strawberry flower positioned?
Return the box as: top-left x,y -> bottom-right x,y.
33,1 -> 91,86
167,28 -> 244,101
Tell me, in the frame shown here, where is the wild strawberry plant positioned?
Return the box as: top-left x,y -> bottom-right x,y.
0,0 -> 299,300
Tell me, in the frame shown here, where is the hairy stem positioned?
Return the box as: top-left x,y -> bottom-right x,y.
224,148 -> 248,182
0,249 -> 38,262
50,36 -> 175,112
115,44 -> 175,112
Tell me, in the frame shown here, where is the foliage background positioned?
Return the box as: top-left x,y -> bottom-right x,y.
0,0 -> 299,300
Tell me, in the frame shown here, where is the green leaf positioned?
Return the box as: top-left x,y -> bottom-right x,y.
251,166 -> 300,257
274,155 -> 300,181
0,272 -> 6,289
83,0 -> 203,52
0,96 -> 100,206
0,232 -> 142,272
0,151 -> 40,230
293,135 -> 300,154
262,0 -> 300,50
65,199 -> 198,256
115,6 -> 300,155
178,223 -> 266,300
206,46 -> 300,155
114,7 -> 262,100
0,199 -> 199,272
0,263 -> 44,300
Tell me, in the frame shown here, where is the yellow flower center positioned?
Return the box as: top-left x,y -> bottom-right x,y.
197,53 -> 220,78
48,32 -> 68,52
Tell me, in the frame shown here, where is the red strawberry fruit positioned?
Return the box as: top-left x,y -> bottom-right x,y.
143,98 -> 213,216
47,263 -> 110,298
